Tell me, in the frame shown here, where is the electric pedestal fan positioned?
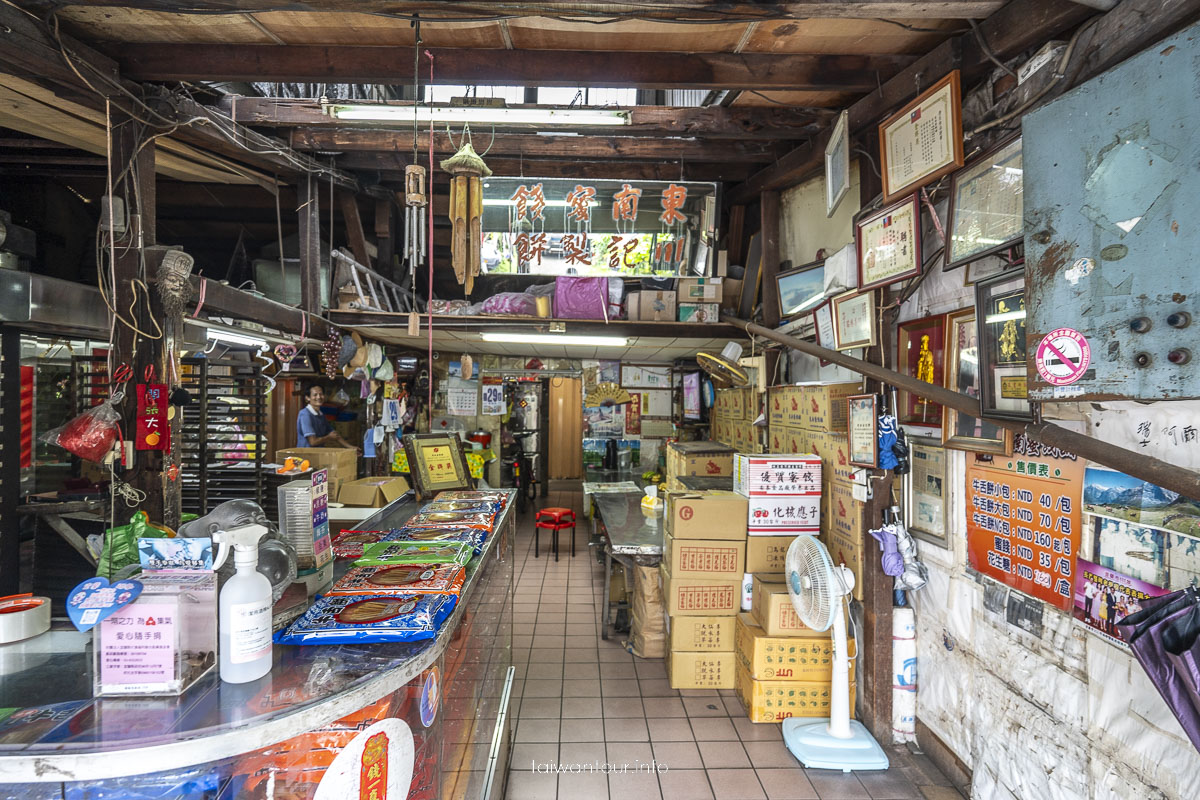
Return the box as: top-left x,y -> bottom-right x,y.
782,534 -> 890,771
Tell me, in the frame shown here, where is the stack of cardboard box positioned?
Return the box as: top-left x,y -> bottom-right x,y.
664,440 -> 735,492
661,491 -> 747,690
735,577 -> 856,723
712,388 -> 760,451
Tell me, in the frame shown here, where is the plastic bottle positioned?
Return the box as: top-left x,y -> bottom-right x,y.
214,523 -> 273,683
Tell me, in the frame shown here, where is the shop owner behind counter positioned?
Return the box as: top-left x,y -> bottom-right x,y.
296,383 -> 355,449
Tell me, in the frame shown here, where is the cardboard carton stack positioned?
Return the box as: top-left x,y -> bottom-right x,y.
733,453 -> 822,584
713,387 -> 760,452
662,491 -> 746,690
735,576 -> 856,723
665,440 -> 735,492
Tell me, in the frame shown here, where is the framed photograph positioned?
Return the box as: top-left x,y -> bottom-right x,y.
975,270 -> 1033,420
825,110 -> 851,217
847,394 -> 878,468
896,313 -> 947,427
856,194 -> 921,291
908,439 -> 949,547
402,433 -> 472,499
942,308 -> 1013,455
813,299 -> 836,367
946,136 -> 1023,271
879,70 -> 964,202
776,259 -> 826,320
832,290 -> 876,350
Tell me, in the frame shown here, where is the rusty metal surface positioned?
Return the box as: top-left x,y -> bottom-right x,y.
1023,19 -> 1200,401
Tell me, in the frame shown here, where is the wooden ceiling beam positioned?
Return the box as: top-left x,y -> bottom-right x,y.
26,1 -> 1005,19
373,159 -> 753,182
296,129 -> 779,163
727,0 -> 1093,204
120,45 -> 915,91
222,97 -> 829,140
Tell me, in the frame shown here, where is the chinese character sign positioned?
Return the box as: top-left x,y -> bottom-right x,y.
565,185 -> 596,224
612,184 -> 642,223
510,183 -> 546,220
136,383 -> 170,451
966,436 -> 1084,610
659,183 -> 688,225
311,469 -> 333,567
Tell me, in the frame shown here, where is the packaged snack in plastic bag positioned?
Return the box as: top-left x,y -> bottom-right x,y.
40,399 -> 121,463
274,593 -> 456,645
330,529 -> 390,560
437,490 -> 509,506
419,499 -> 497,515
355,540 -> 473,567
405,510 -> 495,530
326,565 -> 466,597
385,526 -> 486,553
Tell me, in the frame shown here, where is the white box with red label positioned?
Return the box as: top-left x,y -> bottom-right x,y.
747,495 -> 821,534
734,454 -> 821,497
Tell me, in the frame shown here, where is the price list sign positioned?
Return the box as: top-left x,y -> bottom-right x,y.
966,435 -> 1085,610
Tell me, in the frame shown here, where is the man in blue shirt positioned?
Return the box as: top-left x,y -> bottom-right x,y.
296,384 -> 354,449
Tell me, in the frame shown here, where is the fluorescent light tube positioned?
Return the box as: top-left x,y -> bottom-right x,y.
327,105 -> 630,127
984,310 -> 1026,324
207,329 -> 269,349
479,333 -> 628,347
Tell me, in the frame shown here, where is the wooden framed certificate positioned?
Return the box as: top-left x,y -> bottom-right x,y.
832,290 -> 876,351
856,194 -> 921,291
847,393 -> 878,468
879,70 -> 964,202
946,136 -> 1023,270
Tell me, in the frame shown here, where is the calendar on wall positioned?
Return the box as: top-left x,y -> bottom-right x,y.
855,193 -> 921,290
879,70 -> 964,201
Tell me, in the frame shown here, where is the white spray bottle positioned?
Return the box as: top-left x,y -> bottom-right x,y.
213,523 -> 274,683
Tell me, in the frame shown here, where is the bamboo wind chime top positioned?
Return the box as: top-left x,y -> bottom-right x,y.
441,142 -> 491,296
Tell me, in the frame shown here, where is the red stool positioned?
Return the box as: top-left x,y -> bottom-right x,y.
535,507 -> 577,561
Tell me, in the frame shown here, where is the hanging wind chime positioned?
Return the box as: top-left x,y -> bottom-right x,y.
402,163 -> 426,279
440,137 -> 491,296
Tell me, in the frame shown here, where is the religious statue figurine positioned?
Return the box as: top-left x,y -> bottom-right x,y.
916,334 -> 935,384
999,300 -> 1019,362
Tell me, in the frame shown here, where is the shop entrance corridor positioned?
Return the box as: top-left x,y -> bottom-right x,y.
504,485 -> 963,800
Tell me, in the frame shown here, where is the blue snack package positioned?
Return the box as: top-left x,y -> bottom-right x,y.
274,593 -> 457,645
384,525 -> 487,553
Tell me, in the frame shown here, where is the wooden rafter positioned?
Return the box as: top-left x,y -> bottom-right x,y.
119,46 -> 916,91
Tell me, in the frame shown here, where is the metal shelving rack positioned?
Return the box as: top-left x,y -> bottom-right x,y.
180,355 -> 268,515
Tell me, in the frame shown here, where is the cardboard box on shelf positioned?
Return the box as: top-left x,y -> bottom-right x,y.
667,648 -> 736,690
664,534 -> 746,580
337,476 -> 411,507
628,290 -> 677,322
786,428 -> 811,457
745,535 -> 793,575
667,491 -> 747,541
752,576 -> 824,637
736,666 -> 850,723
825,482 -> 865,547
768,385 -> 803,428
734,454 -> 822,497
767,426 -> 789,454
679,302 -> 721,323
825,528 -> 866,603
678,276 -> 724,303
668,615 -> 736,652
660,568 -> 742,616
808,431 -> 857,487
739,389 -> 761,422
734,613 -> 851,682
721,278 -> 743,312
747,495 -> 821,534
666,441 -> 735,479
276,447 -> 358,485
797,382 -> 861,432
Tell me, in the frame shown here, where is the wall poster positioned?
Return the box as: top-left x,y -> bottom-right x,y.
625,392 -> 642,435
909,441 -> 948,547
966,434 -> 1085,611
1073,558 -> 1168,646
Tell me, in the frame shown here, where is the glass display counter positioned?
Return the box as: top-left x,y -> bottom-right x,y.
0,491 -> 516,800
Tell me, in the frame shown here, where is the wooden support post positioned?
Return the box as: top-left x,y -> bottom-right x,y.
339,190 -> 373,269
375,197 -> 396,280
298,174 -> 322,313
108,104 -> 167,525
760,191 -> 781,328
726,204 -> 746,268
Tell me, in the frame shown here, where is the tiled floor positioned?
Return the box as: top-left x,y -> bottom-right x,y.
504,485 -> 963,800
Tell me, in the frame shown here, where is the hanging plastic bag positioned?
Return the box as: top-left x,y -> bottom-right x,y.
95,511 -> 174,579
40,399 -> 122,463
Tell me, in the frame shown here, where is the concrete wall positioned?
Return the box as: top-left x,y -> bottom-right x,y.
779,159 -> 861,268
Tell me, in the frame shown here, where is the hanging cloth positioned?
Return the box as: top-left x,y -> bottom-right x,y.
1116,588 -> 1200,753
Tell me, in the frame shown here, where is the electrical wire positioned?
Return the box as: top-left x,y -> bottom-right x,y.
969,18 -> 1017,78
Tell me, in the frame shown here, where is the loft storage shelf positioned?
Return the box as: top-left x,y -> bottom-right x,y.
327,311 -> 748,360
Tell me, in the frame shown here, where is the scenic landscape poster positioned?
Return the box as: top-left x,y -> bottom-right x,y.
1083,466 -> 1200,537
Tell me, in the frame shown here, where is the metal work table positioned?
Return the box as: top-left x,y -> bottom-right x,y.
0,491 -> 516,800
592,491 -> 664,640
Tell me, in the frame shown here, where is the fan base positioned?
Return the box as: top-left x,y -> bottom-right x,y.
781,718 -> 890,773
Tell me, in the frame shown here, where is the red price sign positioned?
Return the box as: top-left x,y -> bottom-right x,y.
136,383 -> 170,451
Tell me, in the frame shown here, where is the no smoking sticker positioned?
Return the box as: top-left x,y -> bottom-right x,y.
1035,328 -> 1091,386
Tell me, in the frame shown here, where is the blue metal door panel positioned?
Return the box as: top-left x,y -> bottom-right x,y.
1023,21 -> 1200,401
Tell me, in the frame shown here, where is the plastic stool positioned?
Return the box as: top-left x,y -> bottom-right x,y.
535,507 -> 577,561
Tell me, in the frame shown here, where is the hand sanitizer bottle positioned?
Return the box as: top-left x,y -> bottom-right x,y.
215,523 -> 273,683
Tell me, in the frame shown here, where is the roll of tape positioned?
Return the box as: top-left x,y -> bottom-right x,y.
0,594 -> 51,644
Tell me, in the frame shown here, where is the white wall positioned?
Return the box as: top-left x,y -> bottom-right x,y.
780,159 -> 861,268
